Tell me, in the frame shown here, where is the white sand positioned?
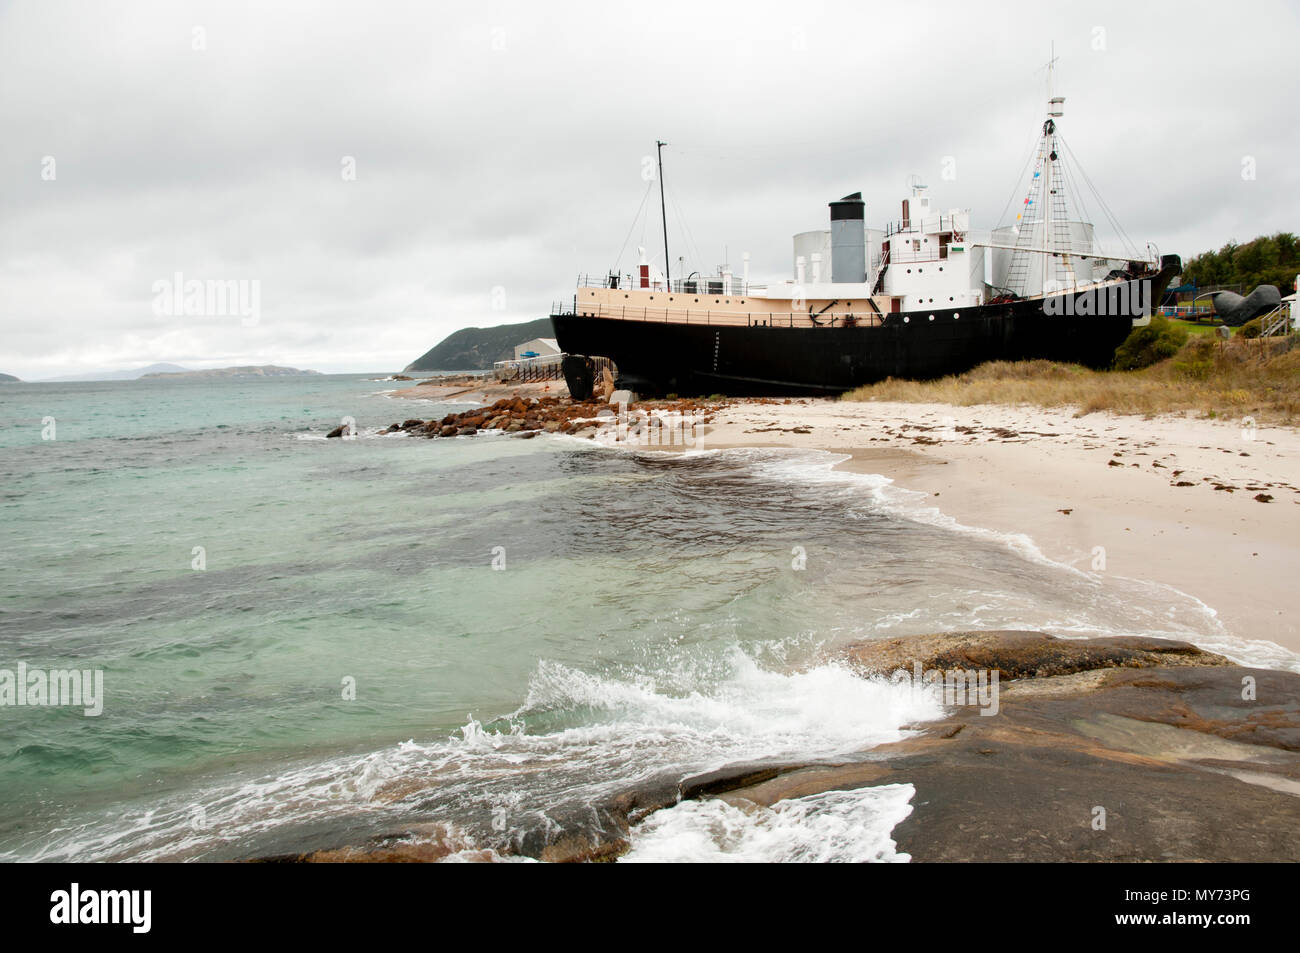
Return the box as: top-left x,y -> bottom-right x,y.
701,399 -> 1300,653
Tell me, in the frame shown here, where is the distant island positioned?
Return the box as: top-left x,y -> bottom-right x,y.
0,373 -> 19,382
41,363 -> 190,382
142,365 -> 322,380
405,317 -> 554,371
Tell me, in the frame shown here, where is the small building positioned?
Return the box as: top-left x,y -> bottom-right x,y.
513,338 -> 560,361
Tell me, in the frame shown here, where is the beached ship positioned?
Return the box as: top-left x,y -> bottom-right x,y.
551,81 -> 1180,398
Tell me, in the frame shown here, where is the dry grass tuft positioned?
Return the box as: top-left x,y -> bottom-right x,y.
841,335 -> 1300,424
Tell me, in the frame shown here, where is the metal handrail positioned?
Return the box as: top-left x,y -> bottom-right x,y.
565,302 -> 885,328
576,273 -> 752,296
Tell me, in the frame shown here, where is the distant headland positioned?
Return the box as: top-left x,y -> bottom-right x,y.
142,365 -> 322,380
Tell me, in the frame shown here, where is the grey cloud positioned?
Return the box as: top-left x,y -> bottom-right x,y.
1,0 -> 1296,378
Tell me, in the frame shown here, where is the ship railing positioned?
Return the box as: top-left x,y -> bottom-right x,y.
883,215 -> 964,239
567,301 -> 885,329
576,273 -> 753,296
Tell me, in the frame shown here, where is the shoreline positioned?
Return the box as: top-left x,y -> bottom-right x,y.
698,398 -> 1300,658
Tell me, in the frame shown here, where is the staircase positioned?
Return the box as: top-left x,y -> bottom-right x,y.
1261,306 -> 1292,337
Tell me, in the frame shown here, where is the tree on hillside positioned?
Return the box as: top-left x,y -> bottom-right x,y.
1182,232 -> 1299,292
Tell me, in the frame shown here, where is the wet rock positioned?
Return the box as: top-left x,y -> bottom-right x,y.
699,631 -> 1300,862
841,630 -> 1230,681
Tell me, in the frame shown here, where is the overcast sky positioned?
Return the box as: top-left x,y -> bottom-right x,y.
2,0 -> 1296,378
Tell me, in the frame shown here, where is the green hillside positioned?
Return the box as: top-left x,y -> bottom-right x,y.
404,317 -> 555,371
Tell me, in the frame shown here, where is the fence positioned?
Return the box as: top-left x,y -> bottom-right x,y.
493,354 -> 566,382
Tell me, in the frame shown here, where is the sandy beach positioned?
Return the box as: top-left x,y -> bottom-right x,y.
700,398 -> 1300,656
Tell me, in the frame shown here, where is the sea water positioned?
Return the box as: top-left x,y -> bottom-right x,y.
0,375 -> 1291,862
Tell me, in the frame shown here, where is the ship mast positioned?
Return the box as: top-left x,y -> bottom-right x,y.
1041,50 -> 1057,292
1002,48 -> 1079,297
656,140 -> 670,289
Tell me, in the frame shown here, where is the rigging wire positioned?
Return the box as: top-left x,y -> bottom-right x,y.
1058,135 -> 1140,259
993,132 -> 1042,231
610,178 -> 655,277
668,184 -> 706,278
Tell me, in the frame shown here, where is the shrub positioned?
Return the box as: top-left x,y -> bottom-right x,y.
1238,317 -> 1263,339
1113,316 -> 1190,370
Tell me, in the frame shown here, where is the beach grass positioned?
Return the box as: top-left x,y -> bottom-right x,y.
841,334 -> 1300,423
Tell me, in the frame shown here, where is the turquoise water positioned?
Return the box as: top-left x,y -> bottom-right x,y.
0,375 -> 1264,861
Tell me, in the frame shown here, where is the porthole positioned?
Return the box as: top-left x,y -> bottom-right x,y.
939,267 -> 944,272
669,297 -> 674,301
624,294 -> 629,298
903,316 -> 910,323
929,314 -> 935,321
918,268 -> 923,273
949,296 -> 954,301
694,298 -> 699,303
954,312 -> 961,319
907,268 -> 912,273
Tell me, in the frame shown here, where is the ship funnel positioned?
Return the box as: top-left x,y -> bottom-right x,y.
829,192 -> 865,283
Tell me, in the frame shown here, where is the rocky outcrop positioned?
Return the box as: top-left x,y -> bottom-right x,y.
251,631 -> 1300,862
840,630 -> 1233,681
374,395 -> 721,440
714,632 -> 1300,862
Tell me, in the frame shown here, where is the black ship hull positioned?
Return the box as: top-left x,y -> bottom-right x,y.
551,257 -> 1180,397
